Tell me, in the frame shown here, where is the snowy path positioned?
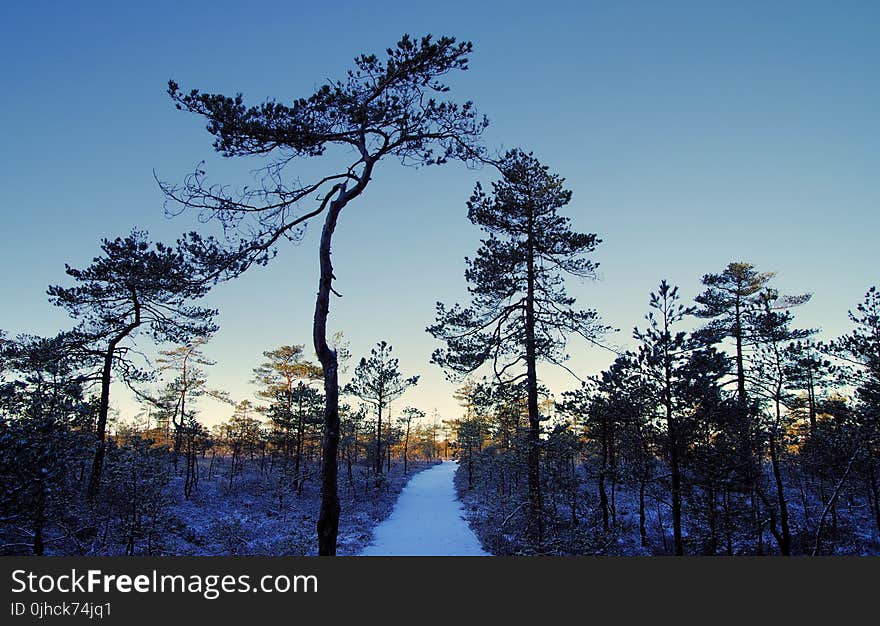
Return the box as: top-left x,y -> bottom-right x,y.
359,461 -> 490,556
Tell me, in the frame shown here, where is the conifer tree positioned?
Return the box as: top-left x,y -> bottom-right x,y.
694,262 -> 775,405
747,288 -> 813,555
429,149 -> 606,547
344,342 -> 418,476
47,231 -> 218,499
635,280 -> 727,554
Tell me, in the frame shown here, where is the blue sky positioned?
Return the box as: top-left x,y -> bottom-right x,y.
1,1 -> 877,426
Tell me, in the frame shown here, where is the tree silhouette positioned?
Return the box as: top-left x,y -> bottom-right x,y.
634,280 -> 697,555
428,149 -> 606,547
828,286 -> 880,536
747,288 -> 813,555
695,262 -> 775,406
344,341 -> 418,477
399,407 -> 425,475
694,261 -> 809,552
164,34 -> 487,555
47,231 -> 217,499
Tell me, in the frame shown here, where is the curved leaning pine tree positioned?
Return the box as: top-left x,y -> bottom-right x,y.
428,149 -> 608,548
163,34 -> 487,555
47,231 -> 218,501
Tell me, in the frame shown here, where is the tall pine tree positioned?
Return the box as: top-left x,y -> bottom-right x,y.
429,149 -> 606,547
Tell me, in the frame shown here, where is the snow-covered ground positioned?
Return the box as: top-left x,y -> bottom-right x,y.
360,461 -> 491,556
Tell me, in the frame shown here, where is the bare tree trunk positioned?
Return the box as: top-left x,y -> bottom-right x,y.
664,358 -> 683,554
403,420 -> 410,475
87,348 -> 115,501
172,358 -> 188,474
734,295 -> 746,406
208,447 -> 216,480
312,161 -> 374,555
295,392 -> 304,485
375,403 -> 383,477
768,402 -> 791,555
314,188 -> 346,557
638,477 -> 647,547
807,366 -> 816,434
87,297 -> 140,500
608,433 -> 618,528
228,444 -> 238,491
869,464 -> 880,536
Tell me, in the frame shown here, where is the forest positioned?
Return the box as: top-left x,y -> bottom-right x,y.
1,33 -> 877,557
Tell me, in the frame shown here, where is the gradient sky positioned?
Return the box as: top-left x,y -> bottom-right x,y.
1,1 -> 877,428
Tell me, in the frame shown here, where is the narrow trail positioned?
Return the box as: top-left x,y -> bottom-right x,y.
359,461 -> 490,556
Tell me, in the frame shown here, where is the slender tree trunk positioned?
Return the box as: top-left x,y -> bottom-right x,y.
295,392 -> 304,485
386,413 -> 391,474
184,433 -> 197,500
375,402 -> 383,477
286,387 -> 293,460
869,463 -> 880,536
807,366 -> 816,435
312,163 -> 374,555
403,421 -> 410,475
599,426 -> 609,532
734,299 -> 746,405
87,349 -> 116,500
769,398 -> 791,555
663,323 -> 683,556
208,447 -> 216,480
570,456 -> 578,525
638,477 -> 647,547
670,435 -> 683,555
524,209 -> 543,548
228,445 -> 238,491
352,423 -> 358,467
314,186 -> 348,556
172,358 -> 188,473
87,298 -> 140,500
735,294 -> 765,555
610,438 -> 617,527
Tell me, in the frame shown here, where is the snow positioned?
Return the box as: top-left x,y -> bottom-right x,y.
359,461 -> 491,556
